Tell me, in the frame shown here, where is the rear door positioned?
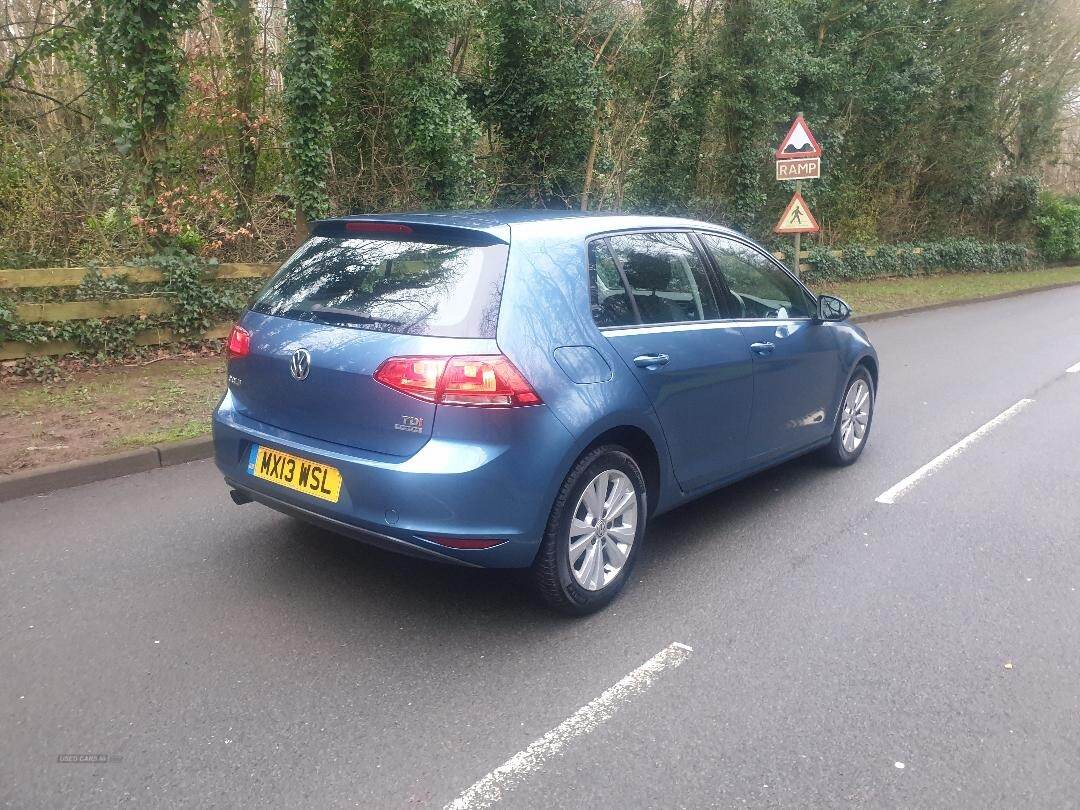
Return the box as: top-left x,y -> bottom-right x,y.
698,232 -> 841,461
228,224 -> 509,457
593,231 -> 754,492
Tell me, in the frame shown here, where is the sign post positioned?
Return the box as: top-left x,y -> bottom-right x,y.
774,113 -> 822,277
793,180 -> 802,280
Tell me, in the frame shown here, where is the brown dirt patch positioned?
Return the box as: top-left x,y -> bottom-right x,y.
0,356 -> 225,474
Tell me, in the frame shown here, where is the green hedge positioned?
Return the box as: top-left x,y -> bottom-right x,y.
801,239 -> 1034,283
1033,193 -> 1080,263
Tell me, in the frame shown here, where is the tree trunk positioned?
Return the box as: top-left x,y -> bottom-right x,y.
230,0 -> 258,226
581,119 -> 600,211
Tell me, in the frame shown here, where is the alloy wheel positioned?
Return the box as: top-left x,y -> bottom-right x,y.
840,378 -> 871,453
568,469 -> 638,591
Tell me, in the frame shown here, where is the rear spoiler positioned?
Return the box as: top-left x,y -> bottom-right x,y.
311,218 -> 509,247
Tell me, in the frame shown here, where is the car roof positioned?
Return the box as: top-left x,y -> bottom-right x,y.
332,209 -> 600,228
316,209 -> 745,242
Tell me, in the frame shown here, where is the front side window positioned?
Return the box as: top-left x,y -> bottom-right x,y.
593,231 -> 720,326
250,236 -> 508,337
699,233 -> 813,319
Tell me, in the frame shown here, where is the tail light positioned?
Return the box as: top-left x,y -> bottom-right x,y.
226,324 -> 251,358
374,355 -> 541,407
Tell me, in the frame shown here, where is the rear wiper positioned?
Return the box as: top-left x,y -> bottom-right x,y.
310,306 -> 402,326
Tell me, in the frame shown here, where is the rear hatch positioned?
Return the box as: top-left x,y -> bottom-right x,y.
229,220 -> 510,457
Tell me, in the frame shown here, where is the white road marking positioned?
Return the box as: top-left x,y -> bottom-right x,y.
1067,360 -> 1080,374
875,398 -> 1035,505
444,642 -> 694,810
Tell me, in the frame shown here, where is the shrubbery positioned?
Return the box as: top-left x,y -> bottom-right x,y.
4,1 -> 1080,266
1033,193 -> 1080,263
802,240 -> 1034,283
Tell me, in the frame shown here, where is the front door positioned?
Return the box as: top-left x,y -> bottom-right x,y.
698,233 -> 842,461
591,232 -> 755,491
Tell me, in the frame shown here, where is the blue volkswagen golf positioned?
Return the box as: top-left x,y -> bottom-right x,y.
214,211 -> 877,613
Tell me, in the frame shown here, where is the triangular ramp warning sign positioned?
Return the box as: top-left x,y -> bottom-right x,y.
774,192 -> 820,234
776,114 -> 821,159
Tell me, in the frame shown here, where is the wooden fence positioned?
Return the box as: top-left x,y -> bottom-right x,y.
772,250 -> 814,273
0,263 -> 275,360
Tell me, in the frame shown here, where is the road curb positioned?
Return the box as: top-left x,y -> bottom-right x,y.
2,278 -> 1078,504
0,436 -> 214,503
158,436 -> 215,467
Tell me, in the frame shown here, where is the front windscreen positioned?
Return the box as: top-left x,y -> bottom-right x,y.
250,236 -> 509,338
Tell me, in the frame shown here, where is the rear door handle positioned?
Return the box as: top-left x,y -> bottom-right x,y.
750,342 -> 775,356
633,353 -> 670,369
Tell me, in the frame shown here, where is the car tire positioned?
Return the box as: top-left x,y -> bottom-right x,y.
819,365 -> 875,467
532,445 -> 648,615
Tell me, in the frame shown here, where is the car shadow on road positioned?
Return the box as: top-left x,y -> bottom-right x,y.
641,453 -> 829,566
229,450 -> 842,634
237,513 -> 559,628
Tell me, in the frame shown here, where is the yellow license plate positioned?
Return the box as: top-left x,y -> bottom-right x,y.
247,445 -> 342,503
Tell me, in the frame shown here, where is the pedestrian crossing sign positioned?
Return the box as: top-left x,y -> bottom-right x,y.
773,192 -> 819,234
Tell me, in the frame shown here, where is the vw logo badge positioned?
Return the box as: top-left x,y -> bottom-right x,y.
289,348 -> 311,381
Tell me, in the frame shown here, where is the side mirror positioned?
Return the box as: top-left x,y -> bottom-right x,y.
816,294 -> 851,322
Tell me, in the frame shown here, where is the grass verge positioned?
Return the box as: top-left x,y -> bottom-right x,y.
816,266 -> 1080,316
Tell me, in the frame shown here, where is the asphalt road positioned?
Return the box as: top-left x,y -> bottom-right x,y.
3,287 -> 1080,809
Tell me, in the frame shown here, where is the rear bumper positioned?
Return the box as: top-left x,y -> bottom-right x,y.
213,391 -> 575,568
223,478 -> 481,566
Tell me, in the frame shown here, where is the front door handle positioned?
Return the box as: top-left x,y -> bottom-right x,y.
750,342 -> 775,356
633,353 -> 670,369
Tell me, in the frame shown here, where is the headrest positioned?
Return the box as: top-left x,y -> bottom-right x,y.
622,254 -> 672,291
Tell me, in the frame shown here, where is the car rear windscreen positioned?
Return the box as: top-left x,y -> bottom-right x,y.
250,236 -> 509,337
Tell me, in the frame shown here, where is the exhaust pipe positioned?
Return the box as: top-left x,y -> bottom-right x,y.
230,489 -> 253,506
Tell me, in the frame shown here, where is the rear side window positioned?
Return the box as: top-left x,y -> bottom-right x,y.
589,231 -> 720,327
251,236 -> 509,337
588,240 -> 637,327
